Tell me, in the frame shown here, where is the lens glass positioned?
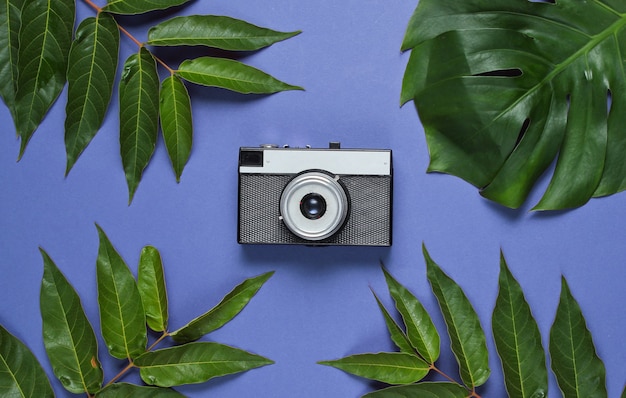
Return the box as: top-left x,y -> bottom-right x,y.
300,193 -> 326,219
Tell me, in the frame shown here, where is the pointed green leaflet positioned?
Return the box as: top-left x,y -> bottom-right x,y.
119,47 -> 160,204
492,252 -> 548,398
177,57 -> 303,94
382,267 -> 440,363
0,323 -> 54,398
135,342 -> 273,387
14,0 -> 74,158
148,15 -> 300,51
138,245 -> 169,333
65,13 -> 120,175
159,75 -> 192,182
318,352 -> 430,385
40,249 -> 103,394
423,245 -> 490,389
549,278 -> 607,397
96,225 -> 147,359
171,271 -> 274,343
103,0 -> 192,15
362,382 -> 469,398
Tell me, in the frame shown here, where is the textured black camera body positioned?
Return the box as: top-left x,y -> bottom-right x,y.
238,143 -> 392,246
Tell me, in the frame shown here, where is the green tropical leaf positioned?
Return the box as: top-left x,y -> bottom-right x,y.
401,0 -> 626,210
95,382 -> 185,397
147,15 -> 301,51
119,47 -> 160,204
102,0 -> 192,15
549,277 -> 607,397
170,271 -> 274,343
64,13 -> 120,175
65,13 -> 120,175
14,0 -> 74,158
381,267 -> 440,363
138,245 -> 169,333
318,352 -> 430,385
96,225 -> 147,360
622,385 -> 626,398
362,382 -> 468,398
423,245 -> 490,389
176,57 -> 303,94
0,0 -> 23,116
159,75 -> 192,182
492,252 -> 548,398
39,249 -> 103,394
0,323 -> 54,398
134,342 -> 273,387
371,288 -> 415,355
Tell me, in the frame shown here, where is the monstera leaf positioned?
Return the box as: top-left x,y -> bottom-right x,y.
402,0 -> 626,210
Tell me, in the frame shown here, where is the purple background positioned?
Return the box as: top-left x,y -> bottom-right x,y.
1,1 -> 625,397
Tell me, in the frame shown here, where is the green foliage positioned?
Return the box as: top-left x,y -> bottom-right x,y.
550,278 -> 607,397
0,0 -> 302,203
492,252 -> 548,398
0,324 -> 54,397
402,0 -> 626,210
320,246 -> 609,398
1,225 -> 274,396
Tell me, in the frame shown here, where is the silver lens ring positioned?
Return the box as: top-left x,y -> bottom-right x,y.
279,171 -> 349,241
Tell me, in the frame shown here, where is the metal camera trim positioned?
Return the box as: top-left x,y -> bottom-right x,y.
238,143 -> 393,246
279,171 -> 350,241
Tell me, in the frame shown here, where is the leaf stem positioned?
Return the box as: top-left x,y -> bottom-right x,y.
82,0 -> 101,13
148,331 -> 170,351
81,0 -> 176,75
430,365 -> 481,398
105,361 -> 135,386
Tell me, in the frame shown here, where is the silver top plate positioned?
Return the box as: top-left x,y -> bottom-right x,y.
239,147 -> 392,175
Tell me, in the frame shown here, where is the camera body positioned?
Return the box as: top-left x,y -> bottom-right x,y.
238,143 -> 392,246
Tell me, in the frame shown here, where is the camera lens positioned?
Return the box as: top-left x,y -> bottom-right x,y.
300,193 -> 326,219
279,171 -> 349,241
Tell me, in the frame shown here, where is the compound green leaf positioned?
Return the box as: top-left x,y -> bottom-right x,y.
318,352 -> 430,385
103,0 -> 192,15
138,245 -> 169,333
0,323 -> 54,398
135,342 -> 273,387
382,267 -> 440,363
170,271 -> 274,343
14,0 -> 74,158
622,385 -> 626,398
176,57 -> 303,94
65,13 -> 120,175
549,278 -> 607,398
159,75 -> 192,182
147,15 -> 301,51
95,382 -> 185,397
401,0 -> 626,210
119,47 -> 160,204
362,382 -> 468,398
39,249 -> 103,394
492,252 -> 548,398
423,245 -> 490,389
96,225 -> 147,360
0,0 -> 23,117
371,288 -> 414,355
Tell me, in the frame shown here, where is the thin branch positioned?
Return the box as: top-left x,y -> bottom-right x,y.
148,331 -> 170,351
105,361 -> 135,387
82,0 -> 176,75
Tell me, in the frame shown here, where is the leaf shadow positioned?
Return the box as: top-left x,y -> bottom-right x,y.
113,0 -> 199,28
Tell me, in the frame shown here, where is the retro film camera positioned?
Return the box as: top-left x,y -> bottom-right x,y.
238,142 -> 392,246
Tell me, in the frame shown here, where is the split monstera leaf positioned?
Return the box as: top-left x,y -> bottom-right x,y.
402,0 -> 626,210
0,0 -> 302,203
